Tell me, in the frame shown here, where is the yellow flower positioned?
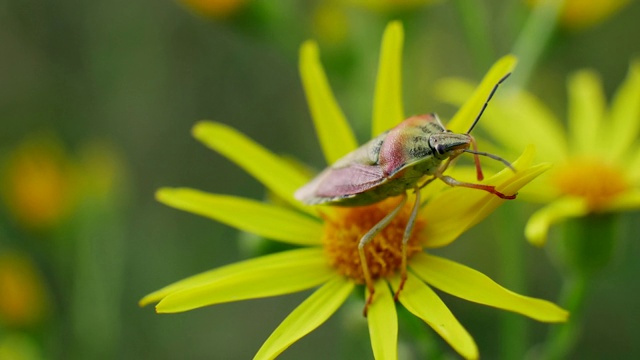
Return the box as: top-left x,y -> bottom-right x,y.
349,0 -> 440,13
179,0 -> 247,19
1,135 -> 77,231
437,61 -> 640,246
0,333 -> 42,360
0,252 -> 49,327
528,0 -> 631,30
312,0 -> 350,45
141,22 -> 567,359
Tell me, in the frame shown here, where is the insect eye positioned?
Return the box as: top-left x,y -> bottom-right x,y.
429,137 -> 446,155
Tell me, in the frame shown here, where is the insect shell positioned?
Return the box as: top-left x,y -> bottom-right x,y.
294,113 -> 473,206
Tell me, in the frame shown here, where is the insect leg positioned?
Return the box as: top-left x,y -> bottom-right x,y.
469,136 -> 485,181
394,186 -> 421,301
359,193 -> 408,317
437,174 -> 516,199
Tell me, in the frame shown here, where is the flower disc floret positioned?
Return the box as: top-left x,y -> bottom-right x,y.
551,158 -> 629,210
322,196 -> 424,283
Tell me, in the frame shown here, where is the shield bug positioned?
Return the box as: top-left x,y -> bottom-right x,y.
295,74 -> 514,315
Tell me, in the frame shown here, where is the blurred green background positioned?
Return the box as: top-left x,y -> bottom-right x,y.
1,0 -> 639,359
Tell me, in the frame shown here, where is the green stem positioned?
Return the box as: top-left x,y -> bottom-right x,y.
71,198 -> 126,360
542,214 -> 619,359
495,203 -> 528,359
452,0 -> 495,76
509,0 -> 565,90
542,273 -> 589,360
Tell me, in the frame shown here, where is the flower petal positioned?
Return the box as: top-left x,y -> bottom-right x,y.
389,273 -> 478,360
436,78 -> 568,163
254,276 -> 353,360
156,187 -> 323,246
299,41 -> 358,165
140,248 -> 326,306
512,172 -> 561,204
606,60 -> 640,160
627,145 -> 640,182
372,21 -> 405,137
567,70 -> 606,156
488,92 -> 568,163
446,55 -> 517,133
421,147 -> 550,248
525,197 -> 589,247
604,188 -> 640,212
192,121 -> 314,214
410,253 -> 569,323
367,280 -> 398,360
153,248 -> 334,313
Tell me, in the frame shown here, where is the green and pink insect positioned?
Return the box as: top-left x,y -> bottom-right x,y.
295,74 -> 515,314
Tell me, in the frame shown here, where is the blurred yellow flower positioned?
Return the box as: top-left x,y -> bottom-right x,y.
141,22 -> 567,359
0,252 -> 48,327
77,141 -> 127,201
179,0 -> 247,19
349,0 -> 440,13
0,333 -> 42,360
1,136 -> 77,230
528,0 -> 631,30
312,0 -> 350,45
437,61 -> 640,246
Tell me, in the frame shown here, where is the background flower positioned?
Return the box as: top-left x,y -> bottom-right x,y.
436,60 -> 640,246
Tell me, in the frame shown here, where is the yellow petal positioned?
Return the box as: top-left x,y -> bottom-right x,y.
603,189 -> 640,212
525,197 -> 589,247
192,121 -> 314,215
421,147 -> 549,248
446,55 -> 517,133
389,273 -> 478,360
156,188 -> 322,246
410,253 -> 569,323
436,78 -> 568,163
627,145 -> 640,182
490,92 -> 569,163
567,70 -> 605,155
254,276 -> 353,360
513,171 -> 561,204
606,60 -> 640,160
299,41 -> 358,164
153,248 -> 334,312
482,145 -> 553,201
372,21 -> 405,137
140,247 -> 326,306
367,279 -> 398,360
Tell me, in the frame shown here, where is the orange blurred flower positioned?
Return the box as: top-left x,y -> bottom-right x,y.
179,0 -> 247,19
528,0 -> 631,30
0,252 -> 48,327
2,135 -> 77,231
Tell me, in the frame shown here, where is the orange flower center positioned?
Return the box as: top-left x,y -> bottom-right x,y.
320,196 -> 424,284
551,158 -> 629,210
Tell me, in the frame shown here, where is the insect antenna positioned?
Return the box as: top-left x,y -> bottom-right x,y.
466,73 -> 511,135
463,149 -> 516,172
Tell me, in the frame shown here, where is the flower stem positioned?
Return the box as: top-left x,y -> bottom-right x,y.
495,203 -> 528,359
451,0 -> 495,76
509,0 -> 565,90
542,272 -> 589,360
542,214 -> 619,359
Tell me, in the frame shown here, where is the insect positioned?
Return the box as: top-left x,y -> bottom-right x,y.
295,74 -> 515,315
